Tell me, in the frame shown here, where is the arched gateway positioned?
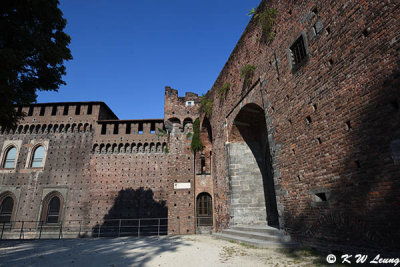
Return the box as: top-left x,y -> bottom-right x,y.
227,103 -> 279,227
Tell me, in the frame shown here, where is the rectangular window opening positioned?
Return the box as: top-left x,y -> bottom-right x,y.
126,123 -> 131,134
101,124 -> 107,135
150,122 -> 155,134
75,104 -> 81,115
113,123 -> 119,134
87,104 -> 93,115
51,106 -> 57,116
138,123 -> 143,134
39,106 -> 45,116
63,105 -> 69,115
28,106 -> 34,116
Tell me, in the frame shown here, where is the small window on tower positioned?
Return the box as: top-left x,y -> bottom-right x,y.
289,34 -> 308,73
185,101 -> 194,107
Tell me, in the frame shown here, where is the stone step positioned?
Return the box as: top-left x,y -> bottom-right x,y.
230,225 -> 282,235
213,232 -> 299,249
222,229 -> 291,242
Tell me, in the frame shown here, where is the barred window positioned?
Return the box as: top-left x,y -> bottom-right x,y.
290,35 -> 308,72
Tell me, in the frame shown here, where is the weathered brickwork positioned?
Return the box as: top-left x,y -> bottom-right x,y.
204,0 -> 400,251
0,90 -> 203,236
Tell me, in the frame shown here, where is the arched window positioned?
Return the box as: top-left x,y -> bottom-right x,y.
0,196 -> 14,223
46,196 -> 61,223
3,147 -> 17,169
31,146 -> 44,168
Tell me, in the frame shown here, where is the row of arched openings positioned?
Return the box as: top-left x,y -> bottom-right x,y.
93,142 -> 168,154
1,145 -> 45,169
0,123 -> 92,135
0,191 -> 62,224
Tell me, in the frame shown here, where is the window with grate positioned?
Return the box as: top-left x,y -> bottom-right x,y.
196,193 -> 212,226
290,34 -> 308,72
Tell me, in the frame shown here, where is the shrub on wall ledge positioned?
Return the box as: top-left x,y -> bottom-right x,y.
190,118 -> 203,152
240,64 -> 255,88
218,82 -> 231,101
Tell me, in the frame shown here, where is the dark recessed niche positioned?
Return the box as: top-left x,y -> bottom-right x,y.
306,116 -> 312,124
312,7 -> 318,15
315,192 -> 327,202
326,27 -> 331,35
362,28 -> 370,37
329,59 -> 334,65
317,137 -> 322,144
354,160 -> 361,168
297,175 -> 301,181
390,100 -> 399,111
345,121 -> 352,131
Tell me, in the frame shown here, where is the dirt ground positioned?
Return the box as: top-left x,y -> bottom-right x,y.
0,235 -> 334,267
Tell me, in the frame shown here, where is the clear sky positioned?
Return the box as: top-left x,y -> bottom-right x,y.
37,0 -> 261,119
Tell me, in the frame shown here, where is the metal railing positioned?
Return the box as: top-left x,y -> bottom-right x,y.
0,217 -> 214,240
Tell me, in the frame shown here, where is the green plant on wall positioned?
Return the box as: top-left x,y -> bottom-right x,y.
199,94 -> 213,117
190,118 -> 203,152
218,82 -> 231,101
249,7 -> 277,42
156,127 -> 168,137
240,64 -> 255,88
164,145 -> 169,153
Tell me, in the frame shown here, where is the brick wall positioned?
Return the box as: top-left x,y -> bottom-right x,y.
204,0 -> 400,251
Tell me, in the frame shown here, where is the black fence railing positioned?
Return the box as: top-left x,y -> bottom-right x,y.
0,217 -> 213,240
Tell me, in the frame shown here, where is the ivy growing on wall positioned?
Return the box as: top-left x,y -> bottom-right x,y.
240,64 -> 255,88
249,7 -> 278,43
218,82 -> 231,101
190,118 -> 203,152
199,94 -> 213,117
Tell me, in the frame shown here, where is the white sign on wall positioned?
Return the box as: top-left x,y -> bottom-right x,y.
174,183 -> 191,190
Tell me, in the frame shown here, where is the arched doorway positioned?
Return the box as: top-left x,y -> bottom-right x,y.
0,196 -> 14,223
227,103 -> 279,227
196,193 -> 213,226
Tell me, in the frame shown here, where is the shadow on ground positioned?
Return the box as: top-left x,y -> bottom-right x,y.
92,188 -> 168,237
0,236 -> 189,267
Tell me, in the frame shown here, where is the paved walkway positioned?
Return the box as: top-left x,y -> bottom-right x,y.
0,235 -> 329,267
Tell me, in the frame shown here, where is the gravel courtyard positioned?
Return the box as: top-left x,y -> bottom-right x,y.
0,235 -> 330,267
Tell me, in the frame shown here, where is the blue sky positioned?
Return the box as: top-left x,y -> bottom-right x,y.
37,0 -> 260,119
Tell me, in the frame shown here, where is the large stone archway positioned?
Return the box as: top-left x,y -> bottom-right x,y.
227,103 -> 279,227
